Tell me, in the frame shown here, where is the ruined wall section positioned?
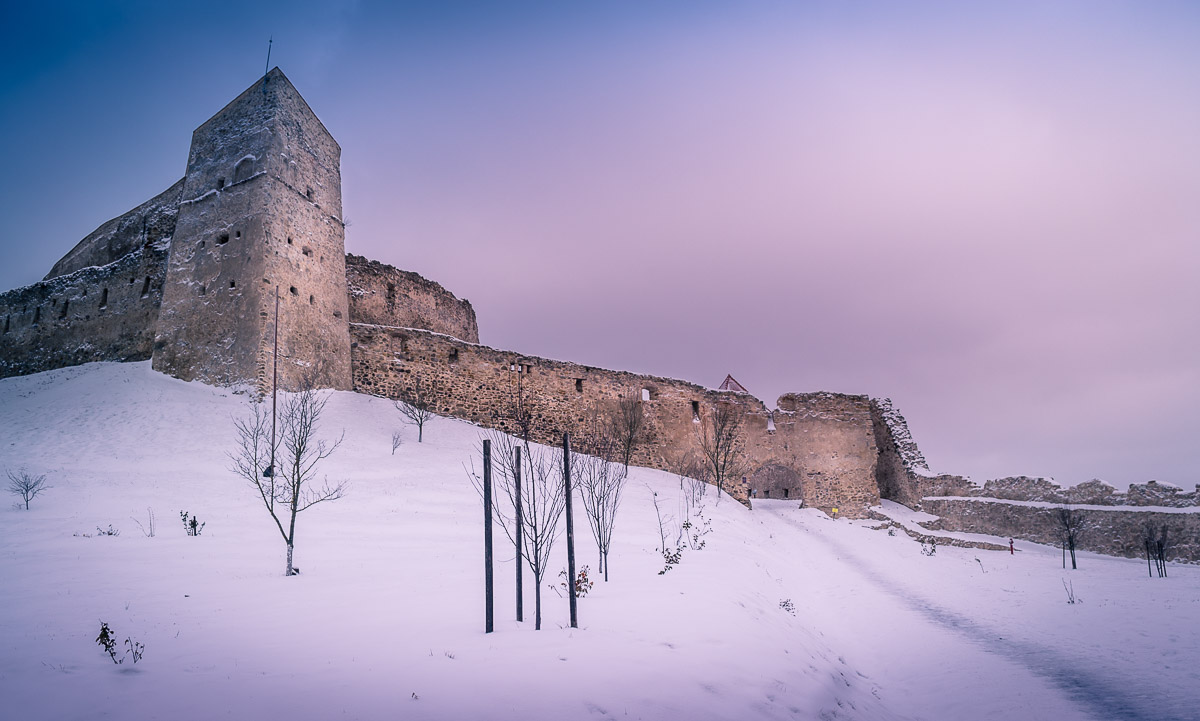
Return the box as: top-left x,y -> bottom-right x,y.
1,243 -> 169,378
45,180 -> 184,280
153,69 -> 351,390
351,325 -> 884,515
345,254 -> 478,343
869,397 -> 977,508
762,393 -> 882,512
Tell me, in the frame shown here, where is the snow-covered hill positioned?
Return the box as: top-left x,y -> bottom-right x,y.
1,362 -> 1196,721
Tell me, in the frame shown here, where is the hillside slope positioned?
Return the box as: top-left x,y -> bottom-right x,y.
0,363 -> 1195,720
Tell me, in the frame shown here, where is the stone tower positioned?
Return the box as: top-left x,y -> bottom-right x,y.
152,68 -> 352,390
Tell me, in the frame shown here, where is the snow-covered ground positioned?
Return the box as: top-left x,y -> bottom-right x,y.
1,362 -> 1196,721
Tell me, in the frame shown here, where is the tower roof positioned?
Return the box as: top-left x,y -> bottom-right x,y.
718,374 -> 749,393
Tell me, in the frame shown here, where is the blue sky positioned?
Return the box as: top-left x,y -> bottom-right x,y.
2,1 -> 1198,488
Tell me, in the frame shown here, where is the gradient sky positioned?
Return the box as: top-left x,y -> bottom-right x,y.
1,1 -> 1197,489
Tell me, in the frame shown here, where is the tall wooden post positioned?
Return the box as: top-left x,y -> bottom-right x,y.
563,432 -> 578,629
514,445 -> 524,622
483,440 -> 494,633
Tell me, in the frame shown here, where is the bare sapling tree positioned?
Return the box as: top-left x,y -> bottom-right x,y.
1055,505 -> 1083,570
576,439 -> 627,581
230,388 -> 347,576
697,402 -> 748,501
607,394 -> 647,471
1142,523 -> 1169,578
6,468 -> 51,510
393,374 -> 439,442
391,430 -> 403,455
468,428 -> 566,630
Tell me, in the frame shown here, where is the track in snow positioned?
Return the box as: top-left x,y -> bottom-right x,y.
761,506 -> 1186,721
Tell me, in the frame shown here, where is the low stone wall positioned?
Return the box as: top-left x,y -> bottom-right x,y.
977,477 -> 1200,508
346,254 -> 478,343
1,243 -> 169,378
350,324 -> 884,515
921,497 -> 1200,564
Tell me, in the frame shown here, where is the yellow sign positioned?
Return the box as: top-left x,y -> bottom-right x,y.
832,508 -> 838,514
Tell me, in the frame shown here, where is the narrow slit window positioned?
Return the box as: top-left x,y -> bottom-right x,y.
449,348 -> 459,363
691,401 -> 700,420
229,280 -> 236,289
287,237 -> 293,245
309,294 -> 314,305
199,285 -> 206,296
766,413 -> 776,432
783,488 -> 789,499
575,379 -> 583,393
141,277 -> 151,297
32,307 -> 40,326
217,177 -> 226,190
2,316 -> 8,334
59,299 -> 69,318
99,288 -> 108,309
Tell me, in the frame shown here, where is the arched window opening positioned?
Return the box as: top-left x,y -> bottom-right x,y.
233,157 -> 254,184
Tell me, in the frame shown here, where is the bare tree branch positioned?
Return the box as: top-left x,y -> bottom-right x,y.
697,402 -> 748,501
393,374 -> 439,442
6,468 -> 51,510
229,387 -> 347,576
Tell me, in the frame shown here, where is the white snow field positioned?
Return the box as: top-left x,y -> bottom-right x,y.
1,362 -> 1196,721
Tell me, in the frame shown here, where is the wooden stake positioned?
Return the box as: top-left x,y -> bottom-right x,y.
563,432 -> 578,629
515,445 -> 523,622
483,440 -> 494,633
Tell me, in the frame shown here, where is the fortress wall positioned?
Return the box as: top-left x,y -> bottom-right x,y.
1,243 -> 169,378
345,254 -> 478,343
45,179 -> 184,280
350,324 -> 883,515
921,497 -> 1200,563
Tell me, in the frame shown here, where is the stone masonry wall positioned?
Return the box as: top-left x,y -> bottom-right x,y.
345,254 -> 478,343
350,324 -> 883,515
45,179 -> 184,280
921,497 -> 1200,564
1,243 -> 169,378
